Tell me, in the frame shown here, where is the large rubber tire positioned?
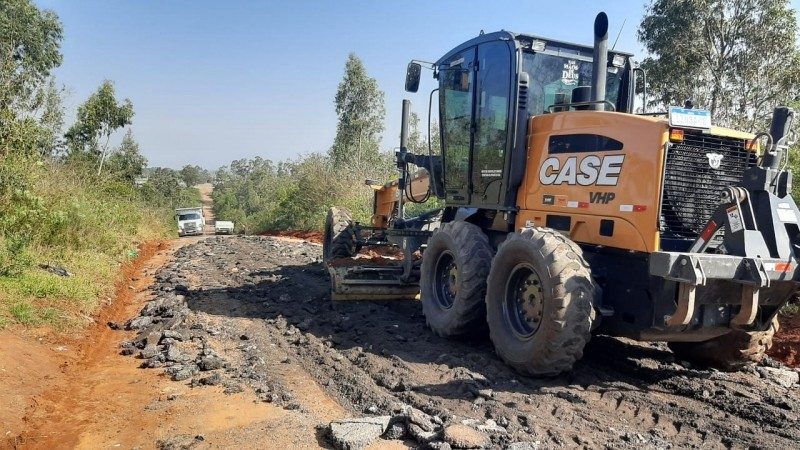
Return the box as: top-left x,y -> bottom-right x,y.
420,221 -> 493,337
486,228 -> 596,376
323,207 -> 359,261
668,317 -> 779,371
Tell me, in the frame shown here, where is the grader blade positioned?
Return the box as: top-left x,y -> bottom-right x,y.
327,263 -> 420,301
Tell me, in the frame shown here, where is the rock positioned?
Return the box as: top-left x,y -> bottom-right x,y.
474,388 -> 494,399
555,391 -> 585,404
408,423 -> 441,444
197,356 -> 225,371
329,416 -> 391,450
156,434 -> 204,450
162,330 -> 184,341
165,345 -> 184,362
198,373 -> 222,386
757,366 -> 799,388
146,331 -> 164,346
507,442 -> 540,450
442,424 -> 490,449
143,356 -> 164,368
126,316 -> 153,330
427,442 -> 453,450
172,367 -> 194,381
383,421 -> 407,440
223,382 -> 244,394
408,407 -> 436,432
477,419 -> 506,434
140,345 -> 161,360
39,263 -> 72,277
119,342 -> 137,356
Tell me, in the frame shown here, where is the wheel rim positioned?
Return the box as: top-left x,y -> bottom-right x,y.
503,263 -> 544,339
433,251 -> 458,309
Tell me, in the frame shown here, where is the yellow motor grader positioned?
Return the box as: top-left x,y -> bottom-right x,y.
324,12 -> 800,375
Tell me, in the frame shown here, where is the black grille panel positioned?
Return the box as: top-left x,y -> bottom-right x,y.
660,130 -> 757,239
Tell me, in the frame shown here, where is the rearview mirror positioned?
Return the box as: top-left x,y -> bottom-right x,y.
405,62 -> 421,93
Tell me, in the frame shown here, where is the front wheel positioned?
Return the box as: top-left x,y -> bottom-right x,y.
420,221 -> 493,337
486,228 -> 596,376
323,207 -> 359,261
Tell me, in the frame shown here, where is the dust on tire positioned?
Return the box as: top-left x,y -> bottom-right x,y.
419,221 -> 493,337
485,227 -> 597,376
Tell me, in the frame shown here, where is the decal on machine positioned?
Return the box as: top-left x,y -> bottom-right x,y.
562,59 -> 579,86
726,205 -> 744,233
589,192 -> 616,204
539,155 -> 624,186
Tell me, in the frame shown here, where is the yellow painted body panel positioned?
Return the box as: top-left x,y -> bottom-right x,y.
516,111 -> 669,252
370,170 -> 430,228
515,112 -> 756,253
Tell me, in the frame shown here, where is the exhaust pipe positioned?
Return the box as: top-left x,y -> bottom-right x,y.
763,106 -> 795,169
591,12 -> 609,111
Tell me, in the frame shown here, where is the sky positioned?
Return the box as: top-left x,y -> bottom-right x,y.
36,0 -> 800,170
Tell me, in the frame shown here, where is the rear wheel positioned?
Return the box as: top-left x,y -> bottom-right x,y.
420,221 -> 493,337
668,317 -> 779,371
486,228 -> 596,376
323,207 -> 359,261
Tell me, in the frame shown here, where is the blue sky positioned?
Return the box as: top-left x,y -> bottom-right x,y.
37,0 -> 800,169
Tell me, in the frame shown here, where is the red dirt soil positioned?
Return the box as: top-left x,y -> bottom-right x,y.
262,230 -> 324,244
3,239 -> 340,450
3,240 -> 168,449
769,313 -> 800,368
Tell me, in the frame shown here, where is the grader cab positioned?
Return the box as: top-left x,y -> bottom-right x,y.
323,12 -> 800,375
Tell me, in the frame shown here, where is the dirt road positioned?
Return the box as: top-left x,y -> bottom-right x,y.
9,234 -> 800,449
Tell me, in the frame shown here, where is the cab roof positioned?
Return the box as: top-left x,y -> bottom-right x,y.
435,30 -> 634,67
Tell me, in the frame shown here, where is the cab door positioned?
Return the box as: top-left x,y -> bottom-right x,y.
439,48 -> 476,205
471,41 -> 512,206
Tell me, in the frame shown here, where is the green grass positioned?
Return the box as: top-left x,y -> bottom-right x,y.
0,156 -> 180,328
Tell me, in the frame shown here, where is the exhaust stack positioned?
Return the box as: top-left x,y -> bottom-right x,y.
591,12 -> 609,111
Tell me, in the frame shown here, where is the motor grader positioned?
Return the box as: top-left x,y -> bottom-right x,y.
323,12 -> 800,375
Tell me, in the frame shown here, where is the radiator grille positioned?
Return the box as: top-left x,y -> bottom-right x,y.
660,131 -> 757,239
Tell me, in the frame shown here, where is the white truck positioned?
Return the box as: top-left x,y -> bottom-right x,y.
175,207 -> 205,237
214,220 -> 235,235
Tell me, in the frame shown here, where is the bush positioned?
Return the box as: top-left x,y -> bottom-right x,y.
0,155 -> 186,327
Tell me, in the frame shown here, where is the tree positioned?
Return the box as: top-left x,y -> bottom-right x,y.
106,129 -> 146,183
407,111 -> 426,154
65,80 -> 134,174
638,0 -> 800,131
329,53 -> 386,169
145,168 -> 183,201
179,165 -> 211,187
0,0 -> 63,112
0,0 -> 64,156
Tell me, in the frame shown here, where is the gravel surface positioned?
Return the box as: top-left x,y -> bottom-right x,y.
117,236 -> 800,449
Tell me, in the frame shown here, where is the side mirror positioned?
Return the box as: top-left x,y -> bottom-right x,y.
405,62 -> 422,93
